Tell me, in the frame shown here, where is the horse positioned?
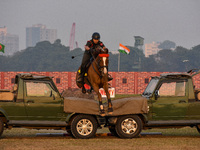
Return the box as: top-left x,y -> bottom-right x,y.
76,47 -> 113,116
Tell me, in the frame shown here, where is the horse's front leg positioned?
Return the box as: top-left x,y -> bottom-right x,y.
93,85 -> 105,116
104,84 -> 113,115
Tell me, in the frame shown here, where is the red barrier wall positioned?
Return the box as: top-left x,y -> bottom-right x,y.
1,72 -> 200,94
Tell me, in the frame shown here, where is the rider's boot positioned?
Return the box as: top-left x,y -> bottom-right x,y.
77,71 -> 86,94
77,69 -> 85,83
108,74 -> 113,81
82,86 -> 86,94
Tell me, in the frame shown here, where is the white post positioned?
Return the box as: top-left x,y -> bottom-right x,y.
118,52 -> 120,72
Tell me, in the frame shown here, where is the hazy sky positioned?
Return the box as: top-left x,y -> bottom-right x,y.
1,0 -> 200,51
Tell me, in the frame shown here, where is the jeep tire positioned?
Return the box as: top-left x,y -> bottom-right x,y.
108,126 -> 118,137
0,118 -> 4,137
115,115 -> 142,138
70,114 -> 97,139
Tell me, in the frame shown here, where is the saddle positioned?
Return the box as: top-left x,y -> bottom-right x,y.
77,57 -> 94,80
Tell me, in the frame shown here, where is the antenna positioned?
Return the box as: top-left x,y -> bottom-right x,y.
75,41 -> 78,48
69,23 -> 75,50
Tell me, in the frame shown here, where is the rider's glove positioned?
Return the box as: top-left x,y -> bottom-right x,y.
89,48 -> 94,53
104,48 -> 108,53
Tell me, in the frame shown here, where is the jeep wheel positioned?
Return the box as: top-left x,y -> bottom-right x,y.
66,129 -> 72,136
70,115 -> 97,139
115,115 -> 142,139
0,118 -> 4,137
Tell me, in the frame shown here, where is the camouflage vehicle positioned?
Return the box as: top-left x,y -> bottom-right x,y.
142,71 -> 200,132
0,73 -> 147,139
0,72 -> 200,139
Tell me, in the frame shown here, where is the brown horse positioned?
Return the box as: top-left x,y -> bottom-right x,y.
76,48 -> 113,116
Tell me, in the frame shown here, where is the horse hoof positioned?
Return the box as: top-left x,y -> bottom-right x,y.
108,111 -> 113,115
87,89 -> 92,94
82,88 -> 86,94
100,110 -> 106,116
100,113 -> 106,117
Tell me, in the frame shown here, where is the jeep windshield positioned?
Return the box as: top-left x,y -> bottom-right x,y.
142,78 -> 159,97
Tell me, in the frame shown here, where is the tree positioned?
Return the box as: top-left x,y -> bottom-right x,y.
158,40 -> 176,50
0,39 -> 199,72
54,39 -> 61,46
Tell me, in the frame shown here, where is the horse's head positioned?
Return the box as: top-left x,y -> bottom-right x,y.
92,46 -> 108,57
98,46 -> 108,54
98,53 -> 109,77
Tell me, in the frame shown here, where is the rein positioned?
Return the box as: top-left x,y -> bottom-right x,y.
91,53 -> 102,77
91,51 -> 109,78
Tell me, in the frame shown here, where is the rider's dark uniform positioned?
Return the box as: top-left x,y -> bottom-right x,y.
77,32 -> 113,84
80,40 -> 105,74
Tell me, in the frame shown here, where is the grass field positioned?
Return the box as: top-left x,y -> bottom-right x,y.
0,127 -> 200,150
112,94 -> 141,99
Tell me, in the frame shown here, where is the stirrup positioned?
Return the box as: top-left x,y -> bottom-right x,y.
108,74 -> 113,81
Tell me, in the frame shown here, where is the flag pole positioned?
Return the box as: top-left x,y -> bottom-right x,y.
118,52 -> 120,72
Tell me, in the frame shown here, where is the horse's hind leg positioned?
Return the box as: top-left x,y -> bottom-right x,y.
93,85 -> 105,116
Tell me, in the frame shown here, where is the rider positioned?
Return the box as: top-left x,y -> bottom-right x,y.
77,32 -> 113,83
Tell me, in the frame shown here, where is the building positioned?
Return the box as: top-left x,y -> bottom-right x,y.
26,24 -> 57,48
134,36 -> 144,51
145,41 -> 161,57
0,26 -> 7,35
0,26 -> 19,55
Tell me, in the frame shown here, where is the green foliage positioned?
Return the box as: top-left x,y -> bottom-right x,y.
153,45 -> 200,72
0,39 -> 199,72
158,40 -> 176,49
0,40 -> 82,71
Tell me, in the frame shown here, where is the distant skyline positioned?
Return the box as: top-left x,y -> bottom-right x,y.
26,24 -> 57,48
1,0 -> 200,51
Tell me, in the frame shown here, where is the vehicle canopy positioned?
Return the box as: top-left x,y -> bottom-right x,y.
142,72 -> 195,99
15,73 -> 53,83
160,73 -> 192,79
13,73 -> 61,101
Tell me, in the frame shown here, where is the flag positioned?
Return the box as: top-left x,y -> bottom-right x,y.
118,43 -> 130,54
0,43 -> 5,53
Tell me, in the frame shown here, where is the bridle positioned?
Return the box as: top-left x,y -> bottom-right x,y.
91,48 -> 109,78
98,53 -> 109,74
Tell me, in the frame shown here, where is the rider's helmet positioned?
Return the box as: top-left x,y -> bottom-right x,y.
92,32 -> 100,40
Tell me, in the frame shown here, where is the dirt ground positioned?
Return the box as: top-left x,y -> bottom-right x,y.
0,127 -> 200,150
